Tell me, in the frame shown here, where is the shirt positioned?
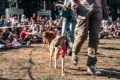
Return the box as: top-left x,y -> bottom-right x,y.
0,19 -> 4,27
19,30 -> 27,40
75,0 -> 102,7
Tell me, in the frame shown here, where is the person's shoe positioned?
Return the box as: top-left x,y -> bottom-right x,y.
87,66 -> 102,76
72,55 -> 78,65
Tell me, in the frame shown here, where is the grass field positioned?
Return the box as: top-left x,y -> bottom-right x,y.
0,39 -> 120,80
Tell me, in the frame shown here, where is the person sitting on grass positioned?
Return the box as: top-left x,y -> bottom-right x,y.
19,27 -> 34,46
0,29 -> 12,49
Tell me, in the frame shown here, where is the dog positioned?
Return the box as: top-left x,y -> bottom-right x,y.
42,31 -> 55,47
49,35 -> 67,76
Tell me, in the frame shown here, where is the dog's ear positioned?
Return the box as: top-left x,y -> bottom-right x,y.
54,35 -> 64,47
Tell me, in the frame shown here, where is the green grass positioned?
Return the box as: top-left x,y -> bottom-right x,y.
0,52 -> 5,56
0,57 -> 8,63
114,57 -> 120,65
40,75 -> 68,80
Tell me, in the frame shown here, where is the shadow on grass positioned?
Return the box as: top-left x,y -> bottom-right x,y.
67,67 -> 86,72
66,67 -> 91,76
100,68 -> 120,79
25,48 -> 36,80
96,53 -> 120,59
0,45 -> 35,52
26,66 -> 35,80
67,67 -> 120,79
99,47 -> 120,50
0,78 -> 24,80
99,43 -> 120,45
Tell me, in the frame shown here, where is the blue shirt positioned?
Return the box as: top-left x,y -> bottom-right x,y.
0,19 -> 4,27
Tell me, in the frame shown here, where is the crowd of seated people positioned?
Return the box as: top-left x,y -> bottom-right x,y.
99,17 -> 120,39
0,13 -> 62,50
0,13 -> 119,50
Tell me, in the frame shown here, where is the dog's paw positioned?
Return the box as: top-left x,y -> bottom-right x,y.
61,73 -> 65,76
54,66 -> 57,69
49,65 -> 52,68
49,63 -> 52,68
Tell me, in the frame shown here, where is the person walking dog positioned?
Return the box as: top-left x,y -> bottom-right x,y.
70,0 -> 108,75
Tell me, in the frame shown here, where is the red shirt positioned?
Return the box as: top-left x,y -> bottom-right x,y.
19,30 -> 27,40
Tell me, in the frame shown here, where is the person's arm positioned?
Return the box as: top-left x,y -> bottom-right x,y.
101,0 -> 109,19
26,32 -> 33,35
70,0 -> 76,4
70,0 -> 78,11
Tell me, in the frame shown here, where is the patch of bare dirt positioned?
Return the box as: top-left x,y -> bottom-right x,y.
0,39 -> 120,80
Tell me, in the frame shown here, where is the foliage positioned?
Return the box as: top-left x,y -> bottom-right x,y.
41,75 -> 67,80
18,0 -> 57,17
108,0 -> 120,20
8,0 -> 17,8
6,0 -> 120,19
114,57 -> 120,65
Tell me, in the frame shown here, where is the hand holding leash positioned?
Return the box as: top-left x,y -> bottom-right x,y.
55,3 -> 67,10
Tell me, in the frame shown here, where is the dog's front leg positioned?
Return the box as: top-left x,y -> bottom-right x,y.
54,48 -> 59,69
49,54 -> 53,68
47,39 -> 50,48
49,47 -> 54,68
43,40 -> 45,47
61,57 -> 65,76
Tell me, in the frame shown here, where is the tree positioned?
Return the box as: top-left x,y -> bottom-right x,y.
18,0 -> 58,18
108,0 -> 120,20
8,0 -> 17,8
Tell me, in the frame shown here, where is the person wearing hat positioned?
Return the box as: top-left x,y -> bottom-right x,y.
21,15 -> 28,25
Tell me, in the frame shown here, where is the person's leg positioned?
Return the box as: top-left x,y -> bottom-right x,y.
61,17 -> 71,55
61,18 -> 69,36
87,8 -> 102,75
72,18 -> 88,65
66,20 -> 76,56
69,21 -> 76,44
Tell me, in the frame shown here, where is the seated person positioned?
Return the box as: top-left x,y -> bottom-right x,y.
0,30 -> 12,49
32,26 -> 42,42
19,27 -> 34,46
9,30 -> 21,48
0,15 -> 5,27
21,15 -> 28,25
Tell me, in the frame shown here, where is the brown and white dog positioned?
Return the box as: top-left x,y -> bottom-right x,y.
49,35 -> 67,76
42,31 -> 55,47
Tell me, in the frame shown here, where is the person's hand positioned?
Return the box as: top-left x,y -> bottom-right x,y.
71,3 -> 78,11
